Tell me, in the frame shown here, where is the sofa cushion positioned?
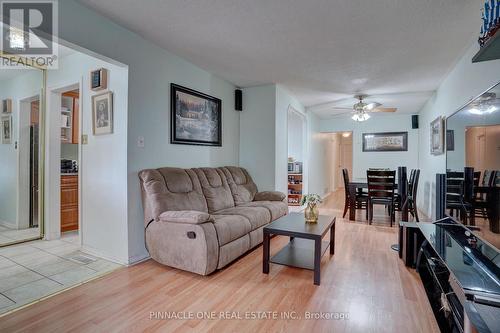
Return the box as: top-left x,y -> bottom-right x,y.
221,167 -> 258,204
254,191 -> 286,202
214,206 -> 271,230
138,168 -> 208,225
212,215 -> 252,246
159,211 -> 213,224
239,201 -> 288,220
193,168 -> 235,212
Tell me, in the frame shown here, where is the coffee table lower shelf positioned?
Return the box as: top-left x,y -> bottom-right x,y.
270,238 -> 330,270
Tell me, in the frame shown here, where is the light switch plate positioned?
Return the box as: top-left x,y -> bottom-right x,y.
137,136 -> 145,148
81,134 -> 88,144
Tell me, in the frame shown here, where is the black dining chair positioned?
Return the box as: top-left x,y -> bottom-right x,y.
367,170 -> 396,226
407,169 -> 420,222
446,171 -> 474,225
474,170 -> 498,220
342,169 -> 368,219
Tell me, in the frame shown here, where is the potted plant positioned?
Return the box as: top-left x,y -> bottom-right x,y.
301,194 -> 322,223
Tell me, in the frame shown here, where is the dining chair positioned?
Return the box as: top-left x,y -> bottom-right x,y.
407,169 -> 420,222
446,171 -> 474,225
474,170 -> 497,220
342,169 -> 368,219
367,170 -> 396,226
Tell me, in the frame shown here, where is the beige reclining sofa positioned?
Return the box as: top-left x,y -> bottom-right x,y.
139,166 -> 288,275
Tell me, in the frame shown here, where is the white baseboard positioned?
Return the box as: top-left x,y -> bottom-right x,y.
0,219 -> 16,229
80,244 -> 128,266
128,253 -> 151,266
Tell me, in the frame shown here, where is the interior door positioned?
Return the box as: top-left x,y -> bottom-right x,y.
339,134 -> 353,185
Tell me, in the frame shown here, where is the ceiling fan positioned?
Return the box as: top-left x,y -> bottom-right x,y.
333,95 -> 397,121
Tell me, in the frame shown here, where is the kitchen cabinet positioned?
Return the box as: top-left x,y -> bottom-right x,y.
61,174 -> 78,232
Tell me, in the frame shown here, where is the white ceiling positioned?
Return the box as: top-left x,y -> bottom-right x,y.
79,0 -> 481,117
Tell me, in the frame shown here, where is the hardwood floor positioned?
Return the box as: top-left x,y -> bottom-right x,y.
0,190 -> 439,332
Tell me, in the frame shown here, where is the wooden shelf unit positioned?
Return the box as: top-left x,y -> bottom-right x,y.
288,173 -> 303,206
61,90 -> 79,144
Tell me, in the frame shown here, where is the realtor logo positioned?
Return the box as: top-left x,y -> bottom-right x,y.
1,0 -> 58,68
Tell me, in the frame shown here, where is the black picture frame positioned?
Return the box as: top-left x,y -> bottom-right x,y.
362,132 -> 408,152
170,83 -> 222,146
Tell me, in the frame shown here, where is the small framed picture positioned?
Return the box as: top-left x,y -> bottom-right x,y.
1,115 -> 12,144
90,68 -> 108,91
2,99 -> 12,113
430,116 -> 444,155
92,91 -> 113,135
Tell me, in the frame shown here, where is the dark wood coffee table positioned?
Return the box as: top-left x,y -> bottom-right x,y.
262,213 -> 336,285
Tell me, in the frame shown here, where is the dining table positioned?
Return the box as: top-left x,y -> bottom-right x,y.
347,166 -> 409,222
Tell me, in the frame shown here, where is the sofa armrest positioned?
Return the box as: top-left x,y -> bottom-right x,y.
159,210 -> 213,224
254,191 -> 286,202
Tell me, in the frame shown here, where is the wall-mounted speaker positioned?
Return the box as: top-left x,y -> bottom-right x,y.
235,89 -> 242,111
411,115 -> 419,129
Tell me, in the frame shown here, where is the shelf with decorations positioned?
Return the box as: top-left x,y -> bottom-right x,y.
288,173 -> 303,206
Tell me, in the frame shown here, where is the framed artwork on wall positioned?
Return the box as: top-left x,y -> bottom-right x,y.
90,68 -> 108,91
92,91 -> 113,135
430,116 -> 444,155
362,132 -> 408,152
1,115 -> 12,144
2,99 -> 12,113
170,83 -> 222,146
446,129 -> 454,151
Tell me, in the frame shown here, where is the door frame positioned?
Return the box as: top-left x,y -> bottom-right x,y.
17,93 -> 42,231
46,80 -> 83,245
287,106 -> 308,195
323,131 -> 353,192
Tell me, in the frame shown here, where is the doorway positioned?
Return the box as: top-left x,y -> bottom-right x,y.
60,89 -> 80,235
325,132 -> 353,192
287,107 -> 307,208
466,125 -> 500,174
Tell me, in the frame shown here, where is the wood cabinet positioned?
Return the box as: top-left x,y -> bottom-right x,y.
61,175 -> 78,232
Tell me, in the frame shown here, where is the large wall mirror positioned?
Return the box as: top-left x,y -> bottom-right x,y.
446,82 -> 500,249
0,56 -> 46,246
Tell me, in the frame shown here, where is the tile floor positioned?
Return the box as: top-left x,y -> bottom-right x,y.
0,225 -> 40,246
0,232 -> 122,315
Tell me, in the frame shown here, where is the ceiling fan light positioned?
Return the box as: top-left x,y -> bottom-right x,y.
351,112 -> 370,122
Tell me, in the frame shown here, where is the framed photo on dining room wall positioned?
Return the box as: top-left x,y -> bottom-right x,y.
92,91 -> 113,135
1,115 -> 12,144
430,116 -> 444,155
170,83 -> 222,146
362,132 -> 408,152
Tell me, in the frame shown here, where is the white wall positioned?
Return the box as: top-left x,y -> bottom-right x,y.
240,85 -> 276,191
306,112 -> 330,197
239,84 -> 307,195
44,51 -> 129,263
276,85 -> 306,194
417,43 -> 500,219
319,114 -> 419,179
287,111 -> 303,162
59,0 -> 240,263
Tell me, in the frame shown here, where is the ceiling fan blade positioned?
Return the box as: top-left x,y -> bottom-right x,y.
370,107 -> 397,113
330,110 -> 354,117
364,102 -> 382,111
